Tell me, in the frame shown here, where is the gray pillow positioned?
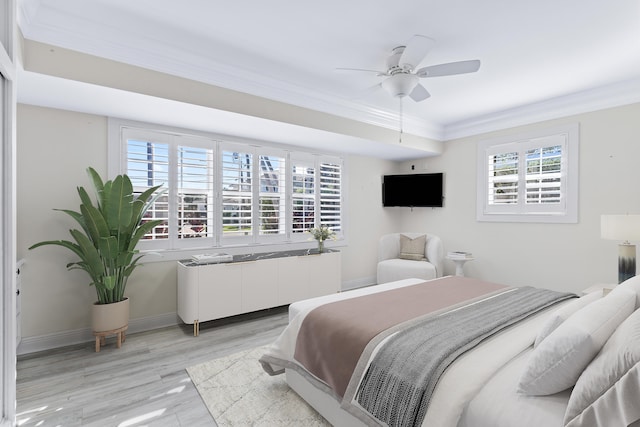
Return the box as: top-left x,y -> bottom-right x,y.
399,234 -> 427,261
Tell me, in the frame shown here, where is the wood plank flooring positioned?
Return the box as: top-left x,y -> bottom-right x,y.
16,307 -> 289,426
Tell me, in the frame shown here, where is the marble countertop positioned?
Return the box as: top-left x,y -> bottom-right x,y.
180,248 -> 338,267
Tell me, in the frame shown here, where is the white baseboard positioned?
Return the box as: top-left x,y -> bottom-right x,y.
17,312 -> 180,355
18,277 -> 376,355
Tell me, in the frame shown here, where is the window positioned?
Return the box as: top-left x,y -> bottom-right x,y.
221,146 -> 253,243
177,141 -> 215,241
258,153 -> 286,237
109,120 -> 344,251
319,160 -> 342,232
477,123 -> 579,223
291,157 -> 316,235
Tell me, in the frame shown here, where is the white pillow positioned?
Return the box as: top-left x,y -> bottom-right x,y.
613,275 -> 640,309
564,308 -> 640,427
518,288 -> 635,396
534,291 -> 602,348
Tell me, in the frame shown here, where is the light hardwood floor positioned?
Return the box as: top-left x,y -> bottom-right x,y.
16,307 -> 289,426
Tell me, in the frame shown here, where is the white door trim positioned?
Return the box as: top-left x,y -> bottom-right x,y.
1,1 -> 17,425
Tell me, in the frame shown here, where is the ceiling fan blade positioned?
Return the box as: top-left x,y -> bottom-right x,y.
335,67 -> 389,76
351,82 -> 383,100
416,59 -> 481,78
409,83 -> 431,102
399,35 -> 436,69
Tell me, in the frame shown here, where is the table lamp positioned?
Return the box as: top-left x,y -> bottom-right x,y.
601,214 -> 640,283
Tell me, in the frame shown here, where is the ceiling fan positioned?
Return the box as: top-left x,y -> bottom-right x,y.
338,35 -> 481,102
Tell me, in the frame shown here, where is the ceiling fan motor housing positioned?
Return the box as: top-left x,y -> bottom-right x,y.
382,73 -> 419,98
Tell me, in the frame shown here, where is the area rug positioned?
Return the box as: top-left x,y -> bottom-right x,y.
187,345 -> 330,426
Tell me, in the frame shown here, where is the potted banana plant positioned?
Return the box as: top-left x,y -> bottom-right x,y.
29,167 -> 165,338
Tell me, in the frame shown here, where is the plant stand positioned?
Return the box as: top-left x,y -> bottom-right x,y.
93,325 -> 128,352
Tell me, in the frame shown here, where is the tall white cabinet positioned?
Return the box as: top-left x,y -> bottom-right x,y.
178,251 -> 341,335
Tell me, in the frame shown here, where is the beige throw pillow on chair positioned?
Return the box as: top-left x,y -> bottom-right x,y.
399,234 -> 427,261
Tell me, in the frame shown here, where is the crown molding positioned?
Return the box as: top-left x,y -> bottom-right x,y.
443,77 -> 640,140
17,2 -> 640,144
17,4 -> 445,140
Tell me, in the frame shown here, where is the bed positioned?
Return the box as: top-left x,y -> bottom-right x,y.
260,275 -> 640,427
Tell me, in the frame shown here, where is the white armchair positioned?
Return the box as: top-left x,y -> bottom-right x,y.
376,233 -> 444,284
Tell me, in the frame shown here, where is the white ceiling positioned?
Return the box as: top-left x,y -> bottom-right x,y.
16,0 -> 640,160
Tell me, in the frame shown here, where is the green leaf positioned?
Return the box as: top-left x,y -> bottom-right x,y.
69,229 -> 103,282
117,251 -> 134,268
30,168 -> 161,304
131,199 -> 145,228
106,175 -> 134,232
139,186 -> 166,219
103,275 -> 116,291
135,185 -> 162,205
57,209 -> 85,228
128,219 -> 163,251
29,239 -> 83,259
101,180 -> 113,224
80,204 -> 110,245
77,186 -> 94,210
87,167 -> 104,194
98,236 -> 119,261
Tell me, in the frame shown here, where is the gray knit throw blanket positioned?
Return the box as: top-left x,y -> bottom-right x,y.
356,286 -> 575,427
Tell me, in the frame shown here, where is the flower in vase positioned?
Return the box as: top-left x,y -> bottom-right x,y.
308,225 -> 336,242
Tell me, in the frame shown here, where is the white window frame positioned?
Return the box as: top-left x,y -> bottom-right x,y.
115,126 -> 219,252
476,123 -> 579,223
108,118 -> 345,253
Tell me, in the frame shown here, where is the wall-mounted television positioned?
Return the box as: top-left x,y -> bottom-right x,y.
382,173 -> 444,207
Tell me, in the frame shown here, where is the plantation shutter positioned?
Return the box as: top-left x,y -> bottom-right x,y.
125,136 -> 170,241
114,120 -> 347,248
177,137 -> 215,245
258,153 -> 287,237
487,150 -> 519,207
291,157 -> 316,237
525,141 -> 563,206
221,145 -> 253,243
483,133 -> 568,216
319,161 -> 342,233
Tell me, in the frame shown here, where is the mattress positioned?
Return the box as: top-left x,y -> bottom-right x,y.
263,277 -> 574,427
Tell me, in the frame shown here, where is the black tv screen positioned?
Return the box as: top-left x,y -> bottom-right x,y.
382,173 -> 444,207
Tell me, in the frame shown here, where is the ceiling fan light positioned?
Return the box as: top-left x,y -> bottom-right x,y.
381,73 -> 419,98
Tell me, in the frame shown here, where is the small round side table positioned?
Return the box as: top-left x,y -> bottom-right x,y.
447,256 -> 475,277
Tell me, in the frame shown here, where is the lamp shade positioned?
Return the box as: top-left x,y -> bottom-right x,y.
601,214 -> 640,242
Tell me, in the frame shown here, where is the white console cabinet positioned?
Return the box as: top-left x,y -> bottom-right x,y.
178,250 -> 340,335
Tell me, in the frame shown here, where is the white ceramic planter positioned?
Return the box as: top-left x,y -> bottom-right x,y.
91,297 -> 129,333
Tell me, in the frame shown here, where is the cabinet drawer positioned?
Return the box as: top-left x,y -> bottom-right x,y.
198,263 -> 242,321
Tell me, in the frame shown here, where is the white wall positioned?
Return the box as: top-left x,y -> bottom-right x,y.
19,101 -> 640,347
399,103 -> 640,293
16,104 -> 400,340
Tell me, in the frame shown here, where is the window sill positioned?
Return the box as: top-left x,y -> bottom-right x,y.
477,211 -> 577,223
138,240 -> 346,263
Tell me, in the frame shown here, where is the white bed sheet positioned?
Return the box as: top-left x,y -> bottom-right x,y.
458,348 -> 570,427
288,278 -> 426,321
263,278 -> 573,427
